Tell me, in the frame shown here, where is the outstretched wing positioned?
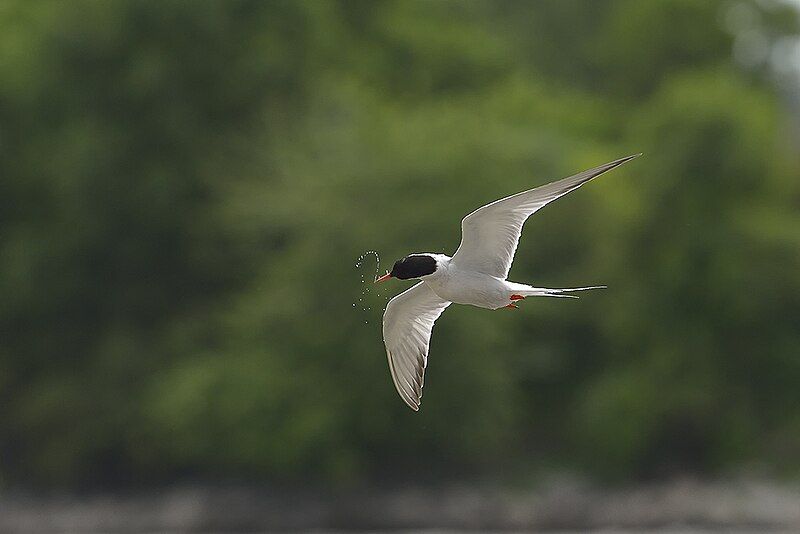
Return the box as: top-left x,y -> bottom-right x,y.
382,282 -> 451,411
452,154 -> 640,279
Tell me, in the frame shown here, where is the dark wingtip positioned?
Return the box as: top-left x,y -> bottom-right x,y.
601,153 -> 641,173
618,153 -> 642,163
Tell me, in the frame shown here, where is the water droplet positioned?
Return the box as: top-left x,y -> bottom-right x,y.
354,250 -> 382,324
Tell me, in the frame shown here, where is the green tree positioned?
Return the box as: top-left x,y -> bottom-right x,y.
0,0 -> 798,487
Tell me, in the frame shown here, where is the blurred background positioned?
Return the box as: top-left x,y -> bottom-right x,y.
1,0 -> 800,531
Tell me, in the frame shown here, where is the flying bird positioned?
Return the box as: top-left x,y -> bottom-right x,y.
375,154 -> 640,411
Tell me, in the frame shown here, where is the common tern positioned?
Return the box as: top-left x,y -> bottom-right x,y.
375,154 -> 640,411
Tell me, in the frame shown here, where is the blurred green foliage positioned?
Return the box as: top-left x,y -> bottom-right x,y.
1,0 -> 799,487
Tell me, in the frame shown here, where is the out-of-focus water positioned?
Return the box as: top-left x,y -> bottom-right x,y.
2,479 -> 799,533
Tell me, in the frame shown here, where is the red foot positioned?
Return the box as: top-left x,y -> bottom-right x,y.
504,303 -> 518,309
510,294 -> 525,301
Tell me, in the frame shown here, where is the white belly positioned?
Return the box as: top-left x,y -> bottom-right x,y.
425,270 -> 510,310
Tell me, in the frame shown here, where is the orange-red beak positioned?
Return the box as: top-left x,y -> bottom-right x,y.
375,272 -> 392,283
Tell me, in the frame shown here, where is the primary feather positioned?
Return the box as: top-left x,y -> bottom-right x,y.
452,154 -> 640,278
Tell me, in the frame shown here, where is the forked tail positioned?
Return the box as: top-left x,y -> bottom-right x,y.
510,284 -> 607,299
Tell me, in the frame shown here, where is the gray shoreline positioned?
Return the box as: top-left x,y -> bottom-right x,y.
2,477 -> 799,532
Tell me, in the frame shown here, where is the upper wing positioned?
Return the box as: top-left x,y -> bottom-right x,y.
451,154 -> 640,279
382,282 -> 451,411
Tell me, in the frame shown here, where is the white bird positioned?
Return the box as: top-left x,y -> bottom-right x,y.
375,154 -> 640,411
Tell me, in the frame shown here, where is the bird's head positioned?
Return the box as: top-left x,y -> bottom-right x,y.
375,254 -> 438,282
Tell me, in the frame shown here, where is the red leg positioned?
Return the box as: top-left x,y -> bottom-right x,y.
510,294 -> 525,301
504,303 -> 518,309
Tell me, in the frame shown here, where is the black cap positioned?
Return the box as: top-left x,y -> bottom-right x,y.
390,255 -> 437,280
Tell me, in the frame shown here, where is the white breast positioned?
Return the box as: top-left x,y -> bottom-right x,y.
425,266 -> 509,310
